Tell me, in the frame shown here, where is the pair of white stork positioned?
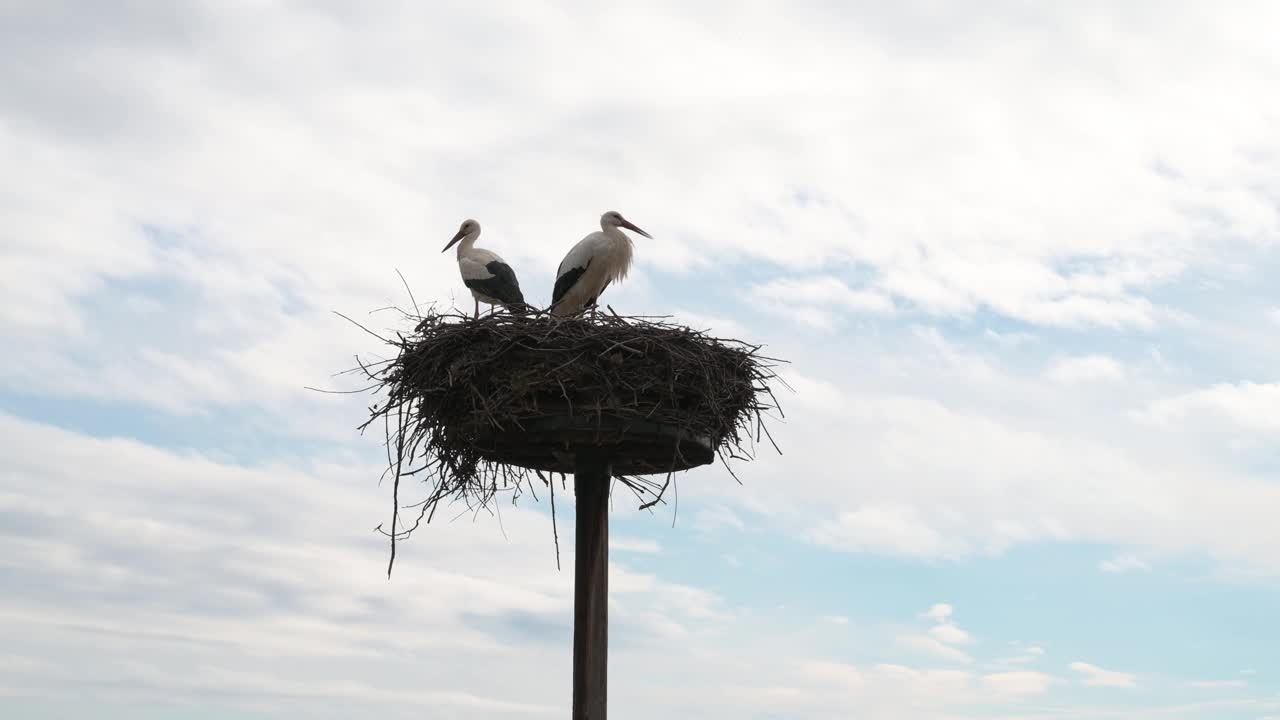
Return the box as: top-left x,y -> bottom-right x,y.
440,210 -> 652,319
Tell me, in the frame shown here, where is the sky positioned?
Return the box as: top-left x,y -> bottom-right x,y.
3,1 -> 1280,718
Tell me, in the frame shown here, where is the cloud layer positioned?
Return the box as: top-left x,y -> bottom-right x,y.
3,1 -> 1280,718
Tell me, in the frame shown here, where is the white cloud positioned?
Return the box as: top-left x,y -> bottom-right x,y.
898,604 -> 974,663
1100,553 -> 1152,574
1047,354 -> 1126,384
924,604 -> 954,623
750,276 -> 895,327
798,660 -> 865,688
821,615 -> 850,626
1144,382 -> 1280,435
1189,679 -> 1248,689
778,660 -> 1015,715
811,504 -> 969,560
779,370 -> 849,414
982,671 -> 1054,697
1069,661 -> 1138,688
898,634 -> 973,664
917,605 -> 973,647
930,623 -> 973,645
727,353 -> 1280,577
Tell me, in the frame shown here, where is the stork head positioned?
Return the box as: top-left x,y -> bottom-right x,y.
442,218 -> 480,252
601,210 -> 653,239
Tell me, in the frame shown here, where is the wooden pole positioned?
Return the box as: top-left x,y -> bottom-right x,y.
572,450 -> 610,719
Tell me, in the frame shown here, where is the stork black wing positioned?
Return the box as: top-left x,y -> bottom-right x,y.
551,261 -> 588,306
464,260 -> 525,306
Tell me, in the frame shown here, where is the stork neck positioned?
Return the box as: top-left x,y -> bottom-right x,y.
603,225 -> 634,248
455,232 -> 479,258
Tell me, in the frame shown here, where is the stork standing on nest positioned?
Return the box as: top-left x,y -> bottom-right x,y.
442,219 -> 528,319
550,210 -> 653,318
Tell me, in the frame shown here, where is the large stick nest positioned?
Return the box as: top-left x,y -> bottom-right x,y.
343,301 -> 786,572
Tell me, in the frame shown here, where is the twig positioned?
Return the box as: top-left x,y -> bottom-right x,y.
550,471 -> 561,571
396,268 -> 421,317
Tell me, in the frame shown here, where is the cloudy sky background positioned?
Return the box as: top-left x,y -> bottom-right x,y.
3,1 -> 1280,718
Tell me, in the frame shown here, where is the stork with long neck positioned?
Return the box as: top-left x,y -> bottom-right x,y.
441,219 -> 528,319
550,210 -> 653,318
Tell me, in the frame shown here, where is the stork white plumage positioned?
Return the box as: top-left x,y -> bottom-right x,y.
441,219 -> 528,319
549,210 -> 653,318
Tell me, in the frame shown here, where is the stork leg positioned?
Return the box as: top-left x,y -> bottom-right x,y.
473,298 -> 479,320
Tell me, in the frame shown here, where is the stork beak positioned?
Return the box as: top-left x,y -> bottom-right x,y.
442,228 -> 466,253
619,218 -> 653,239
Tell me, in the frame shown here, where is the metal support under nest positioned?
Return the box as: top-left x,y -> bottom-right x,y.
572,449 -> 610,720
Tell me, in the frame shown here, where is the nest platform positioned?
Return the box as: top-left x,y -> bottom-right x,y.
353,306 -> 782,532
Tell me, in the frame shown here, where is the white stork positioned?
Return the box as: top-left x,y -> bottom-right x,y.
441,218 -> 528,319
549,210 -> 653,317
